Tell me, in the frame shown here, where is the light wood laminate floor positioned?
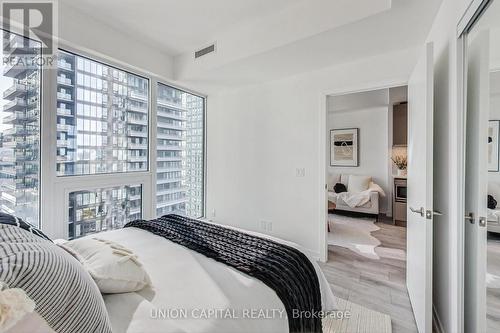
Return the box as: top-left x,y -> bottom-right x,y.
319,217 -> 418,333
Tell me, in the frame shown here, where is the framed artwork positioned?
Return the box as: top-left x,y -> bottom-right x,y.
489,120 -> 500,172
330,128 -> 359,167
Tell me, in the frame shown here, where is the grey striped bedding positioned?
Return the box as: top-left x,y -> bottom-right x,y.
0,224 -> 112,333
0,212 -> 51,241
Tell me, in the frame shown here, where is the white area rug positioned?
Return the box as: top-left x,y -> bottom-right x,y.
323,296 -> 392,333
328,214 -> 381,259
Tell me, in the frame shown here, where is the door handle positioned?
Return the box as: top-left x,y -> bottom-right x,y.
409,206 -> 424,217
465,213 -> 495,226
465,212 -> 475,223
425,210 -> 443,220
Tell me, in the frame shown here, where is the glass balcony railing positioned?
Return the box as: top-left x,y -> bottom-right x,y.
3,97 -> 27,112
57,60 -> 73,71
3,83 -> 27,99
57,76 -> 73,86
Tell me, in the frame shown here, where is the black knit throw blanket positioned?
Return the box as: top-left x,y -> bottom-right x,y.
124,214 -> 323,333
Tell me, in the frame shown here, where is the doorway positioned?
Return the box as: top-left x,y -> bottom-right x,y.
320,85 -> 419,332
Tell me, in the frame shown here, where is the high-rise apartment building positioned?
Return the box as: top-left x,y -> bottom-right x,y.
0,32 -> 41,226
156,84 -> 204,218
56,51 -> 148,238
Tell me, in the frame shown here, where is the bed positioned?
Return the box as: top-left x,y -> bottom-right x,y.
96,219 -> 336,333
0,215 -> 336,333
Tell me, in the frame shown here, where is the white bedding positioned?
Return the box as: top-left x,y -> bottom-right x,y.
91,224 -> 336,333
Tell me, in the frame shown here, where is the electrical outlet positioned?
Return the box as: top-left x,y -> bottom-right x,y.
260,220 -> 272,232
211,209 -> 216,218
260,221 -> 267,231
296,168 -> 306,177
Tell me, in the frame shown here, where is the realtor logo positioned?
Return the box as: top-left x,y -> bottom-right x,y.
1,1 -> 55,55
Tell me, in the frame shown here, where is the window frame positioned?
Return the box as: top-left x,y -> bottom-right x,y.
40,42 -> 207,239
56,48 -> 151,177
155,82 -> 206,219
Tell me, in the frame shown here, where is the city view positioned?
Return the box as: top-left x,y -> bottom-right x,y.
0,32 -> 41,227
1,34 -> 204,237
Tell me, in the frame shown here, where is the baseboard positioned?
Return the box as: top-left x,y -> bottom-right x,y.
433,304 -> 445,333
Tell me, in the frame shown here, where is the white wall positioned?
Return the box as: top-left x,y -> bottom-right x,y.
327,107 -> 390,214
57,1 -> 174,80
206,47 -> 418,259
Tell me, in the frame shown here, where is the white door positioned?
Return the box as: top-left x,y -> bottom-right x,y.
406,42 -> 434,333
464,30 -> 489,333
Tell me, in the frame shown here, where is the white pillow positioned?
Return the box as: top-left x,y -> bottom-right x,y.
348,175 -> 372,193
59,238 -> 151,294
327,172 -> 341,191
340,174 -> 350,187
368,181 -> 386,197
489,182 -> 500,200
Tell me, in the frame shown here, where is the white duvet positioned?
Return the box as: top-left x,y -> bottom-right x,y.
92,223 -> 336,333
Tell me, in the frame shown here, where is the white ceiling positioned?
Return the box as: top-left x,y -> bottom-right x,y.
61,0 -> 303,56
61,0 -> 443,89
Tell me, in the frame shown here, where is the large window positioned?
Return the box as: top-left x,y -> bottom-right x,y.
1,40 -> 205,238
156,84 -> 204,218
0,32 -> 41,227
56,50 -> 149,176
68,185 -> 142,239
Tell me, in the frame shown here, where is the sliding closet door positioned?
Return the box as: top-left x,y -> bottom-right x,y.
464,25 -> 490,333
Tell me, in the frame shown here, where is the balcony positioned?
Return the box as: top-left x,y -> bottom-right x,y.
129,207 -> 141,216
157,144 -> 183,151
3,58 -> 36,78
127,117 -> 148,125
157,98 -> 187,111
57,108 -> 73,117
57,91 -> 73,102
57,124 -> 75,134
3,111 -> 38,124
3,83 -> 27,100
56,155 -> 73,163
157,121 -> 185,131
157,156 -> 182,162
128,130 -> 148,138
157,132 -> 183,140
128,143 -> 148,150
2,35 -> 37,57
129,194 -> 142,201
2,153 -> 37,163
129,91 -> 148,102
1,140 -> 32,149
156,177 -> 184,186
128,104 -> 148,113
157,166 -> 182,173
57,61 -> 73,72
3,127 -> 36,137
3,98 -> 27,112
156,197 -> 187,209
2,179 -> 36,191
157,108 -> 185,120
128,156 -> 147,163
57,139 -> 73,148
57,76 -> 73,86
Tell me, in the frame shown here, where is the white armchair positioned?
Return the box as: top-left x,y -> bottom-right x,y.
327,173 -> 383,219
